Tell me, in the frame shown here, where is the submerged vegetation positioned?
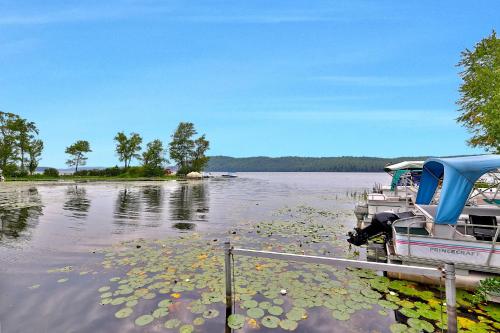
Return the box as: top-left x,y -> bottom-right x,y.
31,205 -> 500,332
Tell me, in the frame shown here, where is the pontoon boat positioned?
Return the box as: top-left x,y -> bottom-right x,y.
348,155 -> 500,275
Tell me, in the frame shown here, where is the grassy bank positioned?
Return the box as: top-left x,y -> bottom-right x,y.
5,174 -> 179,182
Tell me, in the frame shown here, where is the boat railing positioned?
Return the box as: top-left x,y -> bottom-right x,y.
468,171 -> 500,204
393,219 -> 500,266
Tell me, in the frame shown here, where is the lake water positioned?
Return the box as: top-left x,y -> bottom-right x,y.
0,173 -> 497,333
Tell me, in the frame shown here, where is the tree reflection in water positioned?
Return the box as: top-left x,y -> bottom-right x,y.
114,188 -> 141,221
0,187 -> 43,241
63,185 -> 91,219
142,186 -> 163,214
169,181 -> 209,230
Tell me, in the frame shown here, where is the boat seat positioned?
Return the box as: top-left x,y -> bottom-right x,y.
470,215 -> 498,241
394,227 -> 429,236
397,211 -> 415,219
431,224 -> 475,241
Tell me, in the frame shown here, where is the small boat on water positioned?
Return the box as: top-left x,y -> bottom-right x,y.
348,155 -> 500,281
221,172 -> 237,178
354,161 -> 424,227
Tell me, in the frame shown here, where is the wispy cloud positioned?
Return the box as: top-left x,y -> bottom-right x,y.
175,14 -> 339,24
314,75 -> 456,87
227,109 -> 456,126
0,38 -> 39,54
0,1 -> 173,25
0,1 -> 395,26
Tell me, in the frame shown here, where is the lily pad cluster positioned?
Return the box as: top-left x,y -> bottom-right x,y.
38,205 -> 500,332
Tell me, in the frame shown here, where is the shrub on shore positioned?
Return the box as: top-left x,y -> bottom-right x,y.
43,167 -> 59,177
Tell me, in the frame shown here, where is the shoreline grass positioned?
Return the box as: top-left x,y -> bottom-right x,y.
4,175 -> 179,182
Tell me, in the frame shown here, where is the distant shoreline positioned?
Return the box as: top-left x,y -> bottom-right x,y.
204,155 -> 430,173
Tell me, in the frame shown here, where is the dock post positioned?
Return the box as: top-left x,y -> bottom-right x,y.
224,241 -> 233,311
444,263 -> 457,333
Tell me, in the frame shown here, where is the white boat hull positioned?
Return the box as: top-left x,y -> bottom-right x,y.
394,234 -> 500,269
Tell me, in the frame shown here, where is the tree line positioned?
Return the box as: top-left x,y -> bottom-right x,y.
0,112 -> 44,176
64,122 -> 210,177
205,156 -> 431,172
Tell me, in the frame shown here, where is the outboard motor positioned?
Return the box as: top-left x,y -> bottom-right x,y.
347,212 -> 400,246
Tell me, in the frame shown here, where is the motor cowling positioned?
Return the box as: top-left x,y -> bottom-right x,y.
347,212 -> 400,246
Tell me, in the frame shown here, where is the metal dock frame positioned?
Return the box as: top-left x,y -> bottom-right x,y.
224,241 -> 457,333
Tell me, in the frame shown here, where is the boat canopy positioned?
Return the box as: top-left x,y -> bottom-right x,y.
415,155 -> 500,224
383,161 -> 424,172
389,169 -> 422,191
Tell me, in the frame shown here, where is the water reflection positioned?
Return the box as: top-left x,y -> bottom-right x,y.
114,188 -> 141,221
172,222 -> 196,230
169,181 -> 209,230
0,187 -> 42,241
63,186 -> 91,219
142,186 -> 163,213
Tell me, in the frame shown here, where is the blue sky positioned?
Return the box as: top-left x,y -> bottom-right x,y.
0,1 -> 498,167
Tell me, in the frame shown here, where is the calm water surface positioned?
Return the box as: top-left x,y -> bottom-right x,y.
0,172 -> 390,333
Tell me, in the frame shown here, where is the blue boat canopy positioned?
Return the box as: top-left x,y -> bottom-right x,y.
415,155 -> 500,224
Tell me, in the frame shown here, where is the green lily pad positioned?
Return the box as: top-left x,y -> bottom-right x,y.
261,315 -> 280,328
100,298 -> 112,305
259,301 -> 272,309
142,292 -> 156,300
361,289 -> 381,299
152,307 -> 169,318
390,323 -> 409,333
407,318 -> 434,332
399,308 -> 420,319
279,319 -> 298,331
100,292 -> 112,298
190,302 -> 207,314
248,307 -> 265,319
202,309 -> 220,319
227,314 -> 245,329
273,298 -> 285,305
418,307 -> 443,321
386,294 -> 400,303
268,305 -> 284,316
164,318 -> 181,329
115,307 -> 133,319
242,299 -> 258,308
378,300 -> 399,310
126,300 -> 138,307
193,317 -> 205,326
158,299 -> 172,307
286,307 -> 307,321
135,314 -> 154,327
98,286 -> 111,292
111,297 -> 126,305
331,310 -> 350,321
399,300 -> 415,309
179,324 -> 194,333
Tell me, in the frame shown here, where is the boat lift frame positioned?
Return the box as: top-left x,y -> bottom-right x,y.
224,241 -> 458,333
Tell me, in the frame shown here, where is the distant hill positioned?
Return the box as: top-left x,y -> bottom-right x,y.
205,156 -> 430,172
36,166 -> 107,174
37,166 -> 106,172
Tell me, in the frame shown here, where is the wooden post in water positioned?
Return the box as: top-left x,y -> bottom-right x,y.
445,263 -> 457,333
224,241 -> 233,310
